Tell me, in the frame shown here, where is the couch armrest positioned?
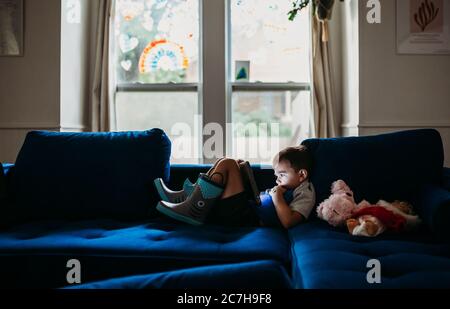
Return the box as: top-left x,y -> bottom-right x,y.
1,163 -> 14,195
1,164 -> 15,229
416,184 -> 450,241
443,167 -> 450,191
0,164 -> 5,200
2,163 -> 14,175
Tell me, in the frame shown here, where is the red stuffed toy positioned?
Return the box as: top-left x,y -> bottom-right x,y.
317,180 -> 422,237
346,200 -> 422,237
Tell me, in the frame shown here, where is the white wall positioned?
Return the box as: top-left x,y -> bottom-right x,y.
0,0 -> 61,163
0,0 -> 95,163
341,0 -> 450,166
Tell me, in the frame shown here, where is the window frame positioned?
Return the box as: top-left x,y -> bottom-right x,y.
224,0 -> 313,159
114,0 -> 204,164
113,0 -> 313,164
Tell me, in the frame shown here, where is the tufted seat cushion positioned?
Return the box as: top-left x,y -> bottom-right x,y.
0,218 -> 290,288
289,221 -> 450,288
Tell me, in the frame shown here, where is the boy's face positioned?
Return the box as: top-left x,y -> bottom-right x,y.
273,160 -> 307,189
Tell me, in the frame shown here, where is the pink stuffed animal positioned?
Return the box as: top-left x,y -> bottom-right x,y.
317,180 -> 422,237
316,180 -> 357,227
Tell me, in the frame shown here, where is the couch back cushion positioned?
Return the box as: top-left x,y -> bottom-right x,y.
9,129 -> 171,221
302,129 -> 444,206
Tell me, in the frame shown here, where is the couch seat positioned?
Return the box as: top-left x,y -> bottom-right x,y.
0,218 -> 290,288
289,220 -> 450,288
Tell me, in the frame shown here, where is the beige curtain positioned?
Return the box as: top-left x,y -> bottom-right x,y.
311,16 -> 337,138
91,0 -> 116,132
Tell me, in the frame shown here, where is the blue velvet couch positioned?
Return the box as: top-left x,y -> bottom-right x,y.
0,128 -> 449,289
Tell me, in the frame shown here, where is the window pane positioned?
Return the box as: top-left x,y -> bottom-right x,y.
230,0 -> 310,83
115,0 -> 199,84
116,92 -> 200,164
230,90 -> 311,164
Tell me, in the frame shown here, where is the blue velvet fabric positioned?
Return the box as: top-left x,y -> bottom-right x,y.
8,129 -> 171,222
1,129 -> 449,289
302,129 -> 444,207
0,164 -> 6,202
1,163 -> 13,176
0,218 -> 290,288
414,185 -> 450,241
64,260 -> 292,289
289,221 -> 450,288
443,168 -> 450,191
1,164 -> 14,218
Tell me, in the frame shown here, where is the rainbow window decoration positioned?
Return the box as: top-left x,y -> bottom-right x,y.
139,39 -> 189,73
115,0 -> 199,84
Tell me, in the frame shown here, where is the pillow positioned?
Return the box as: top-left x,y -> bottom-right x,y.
9,129 -> 171,222
252,190 -> 294,228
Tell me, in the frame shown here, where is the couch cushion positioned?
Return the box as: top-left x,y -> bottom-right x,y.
64,260 -> 292,289
0,218 -> 290,288
289,221 -> 450,288
9,129 -> 171,222
302,129 -> 444,206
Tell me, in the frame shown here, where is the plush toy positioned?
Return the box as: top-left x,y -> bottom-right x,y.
316,180 -> 358,227
251,190 -> 294,228
317,180 -> 421,237
346,200 -> 422,237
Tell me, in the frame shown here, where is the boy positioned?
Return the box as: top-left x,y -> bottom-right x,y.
155,146 -> 316,229
268,146 -> 316,228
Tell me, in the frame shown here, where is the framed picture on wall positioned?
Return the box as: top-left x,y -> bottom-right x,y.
397,0 -> 450,54
0,0 -> 24,57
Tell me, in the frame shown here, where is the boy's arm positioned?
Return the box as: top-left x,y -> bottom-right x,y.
271,188 -> 304,229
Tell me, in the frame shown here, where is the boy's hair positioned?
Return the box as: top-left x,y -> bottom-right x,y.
273,145 -> 313,174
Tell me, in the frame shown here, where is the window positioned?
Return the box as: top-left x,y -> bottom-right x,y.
114,0 -> 201,164
228,0 -> 311,163
113,0 -> 311,164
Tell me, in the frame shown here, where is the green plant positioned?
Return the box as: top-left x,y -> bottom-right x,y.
288,0 -> 343,21
288,0 -> 311,21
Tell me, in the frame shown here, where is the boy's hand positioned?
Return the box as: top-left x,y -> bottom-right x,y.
269,185 -> 287,203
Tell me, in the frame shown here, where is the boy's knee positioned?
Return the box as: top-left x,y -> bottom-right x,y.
220,158 -> 240,170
